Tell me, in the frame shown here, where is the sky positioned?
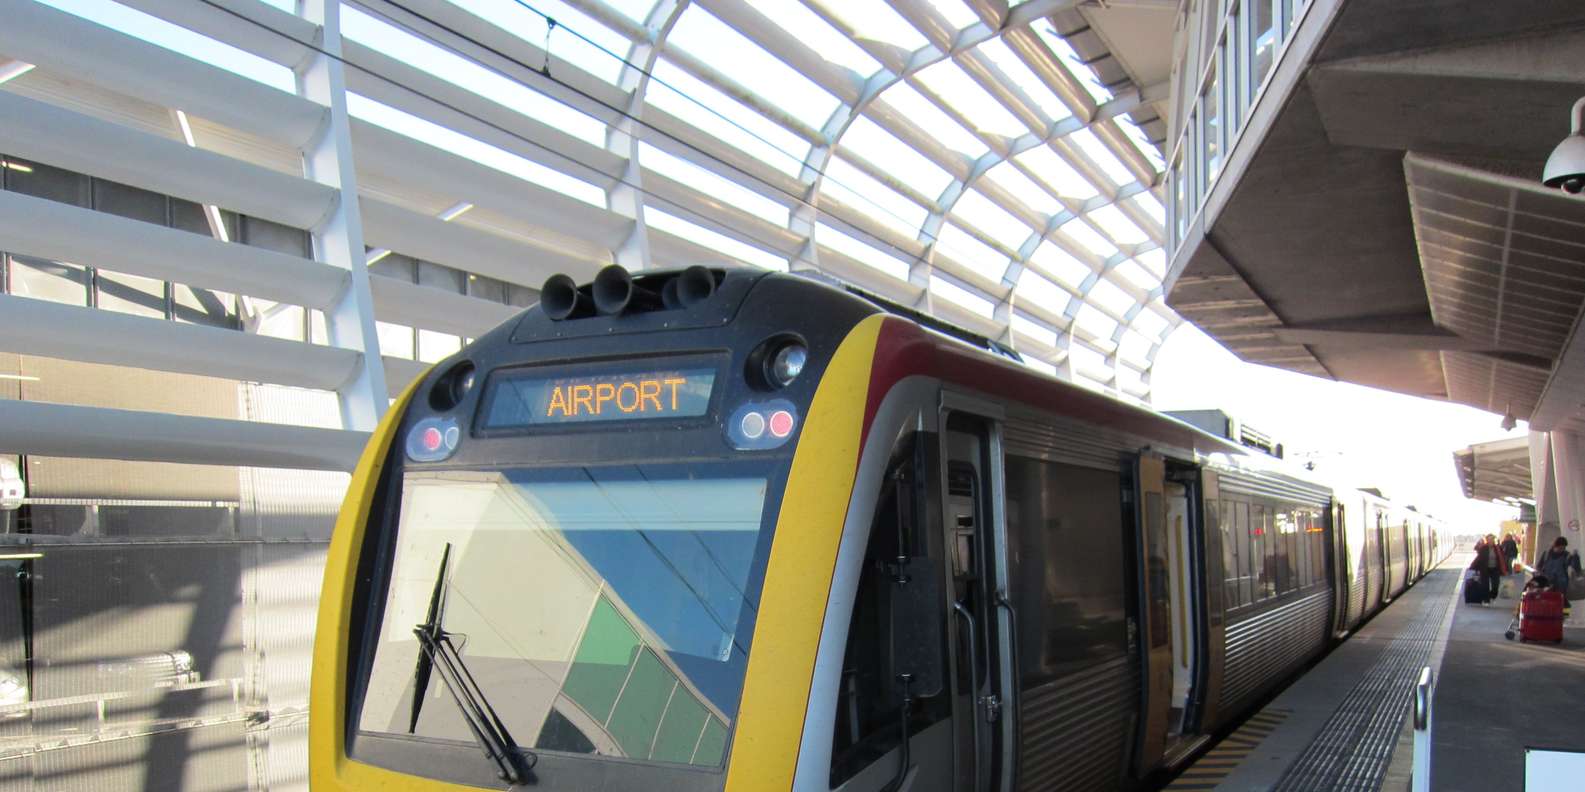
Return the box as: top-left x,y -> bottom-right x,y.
1153,323 -> 1522,532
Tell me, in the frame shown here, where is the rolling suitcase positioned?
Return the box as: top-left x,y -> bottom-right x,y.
1464,573 -> 1487,604
1519,589 -> 1565,643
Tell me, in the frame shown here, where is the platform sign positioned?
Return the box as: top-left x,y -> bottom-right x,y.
1525,747 -> 1585,790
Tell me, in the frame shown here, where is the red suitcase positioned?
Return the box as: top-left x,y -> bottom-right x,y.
1519,589 -> 1565,643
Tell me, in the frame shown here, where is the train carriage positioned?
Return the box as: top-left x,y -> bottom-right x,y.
309,267 -> 1447,792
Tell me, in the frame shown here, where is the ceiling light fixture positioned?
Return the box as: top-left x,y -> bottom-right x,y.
1501,403 -> 1517,432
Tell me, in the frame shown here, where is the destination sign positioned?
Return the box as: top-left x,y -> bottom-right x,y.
481,367 -> 716,428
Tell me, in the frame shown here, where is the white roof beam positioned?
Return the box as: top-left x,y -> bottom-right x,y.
0,0 -> 325,149
354,0 -> 630,125
0,294 -> 361,392
690,0 -> 866,106
368,275 -> 521,338
341,39 -> 624,185
349,120 -> 633,248
360,198 -> 603,287
0,92 -> 336,231
0,399 -> 367,471
0,190 -> 345,309
113,0 -> 317,68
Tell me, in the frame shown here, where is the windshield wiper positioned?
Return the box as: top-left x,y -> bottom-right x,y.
409,543 -> 535,785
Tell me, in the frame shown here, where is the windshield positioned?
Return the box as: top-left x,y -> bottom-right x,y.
357,464 -> 774,769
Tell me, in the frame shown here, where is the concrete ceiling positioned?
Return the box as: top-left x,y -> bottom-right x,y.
1166,1 -> 1585,432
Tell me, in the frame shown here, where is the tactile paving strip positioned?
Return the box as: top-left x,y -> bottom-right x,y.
1163,708 -> 1292,790
1271,569 -> 1457,791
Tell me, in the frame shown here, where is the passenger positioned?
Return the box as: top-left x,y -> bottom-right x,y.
1501,533 -> 1519,568
1469,535 -> 1507,605
1534,537 -> 1581,603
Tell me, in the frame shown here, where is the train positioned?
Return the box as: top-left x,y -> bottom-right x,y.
309,265 -> 1449,791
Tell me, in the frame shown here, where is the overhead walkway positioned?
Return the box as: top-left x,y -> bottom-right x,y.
1166,554 -> 1585,791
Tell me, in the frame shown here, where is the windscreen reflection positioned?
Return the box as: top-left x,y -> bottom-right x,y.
358,466 -> 770,768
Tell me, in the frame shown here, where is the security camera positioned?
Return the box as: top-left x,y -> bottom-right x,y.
1543,97 -> 1585,194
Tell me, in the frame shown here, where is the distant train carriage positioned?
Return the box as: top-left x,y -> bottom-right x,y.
309,267 -> 1448,791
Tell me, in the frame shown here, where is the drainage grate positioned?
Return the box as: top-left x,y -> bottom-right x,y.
1271,569 -> 1457,791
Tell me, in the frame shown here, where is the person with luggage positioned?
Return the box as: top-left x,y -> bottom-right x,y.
1535,537 -> 1581,603
1507,574 -> 1566,643
1468,534 -> 1508,605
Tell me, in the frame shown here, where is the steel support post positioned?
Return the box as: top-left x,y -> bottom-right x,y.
296,0 -> 387,431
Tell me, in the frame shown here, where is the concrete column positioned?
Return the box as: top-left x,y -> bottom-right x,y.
1551,429 -> 1585,560
1531,430 -> 1558,561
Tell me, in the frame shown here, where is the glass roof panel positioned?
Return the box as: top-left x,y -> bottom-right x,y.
647,59 -> 810,177
1017,146 -> 1099,200
952,190 -> 1034,248
1087,204 -> 1148,245
1132,305 -> 1171,337
1033,20 -> 1114,104
839,117 -> 954,197
1119,329 -> 1154,367
926,0 -> 980,29
342,6 -> 606,147
977,39 -> 1073,123
930,274 -> 996,318
1136,248 -> 1167,278
668,6 -> 841,128
936,223 -> 1010,282
809,0 -> 929,51
1069,344 -> 1109,379
603,0 -> 656,25
1058,218 -> 1118,259
817,222 -> 913,281
1087,277 -> 1136,317
1028,241 -> 1093,289
1132,192 -> 1167,228
1015,269 -> 1070,316
986,161 -> 1062,217
877,83 -> 989,159
915,61 -> 1028,138
1118,116 -> 1167,172
1113,259 -> 1159,292
1069,128 -> 1135,186
822,155 -> 930,237
1075,303 -> 1119,340
1012,313 -> 1059,348
639,144 -> 789,226
347,94 -> 604,207
646,208 -> 789,271
449,0 -> 628,84
40,0 -> 294,91
748,0 -> 881,75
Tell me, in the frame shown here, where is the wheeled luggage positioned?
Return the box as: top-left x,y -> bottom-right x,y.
1464,573 -> 1488,604
1518,589 -> 1565,643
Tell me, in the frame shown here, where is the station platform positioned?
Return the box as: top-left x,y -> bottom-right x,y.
1165,555 -> 1585,791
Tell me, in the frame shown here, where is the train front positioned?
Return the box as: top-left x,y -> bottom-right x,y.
309,266 -> 881,791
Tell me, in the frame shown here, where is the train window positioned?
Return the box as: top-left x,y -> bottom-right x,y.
1283,511 -> 1298,593
1002,455 -> 1128,686
830,434 -> 949,788
1218,499 -> 1238,612
1235,501 -> 1252,606
1248,504 -> 1266,600
357,464 -> 774,768
1314,513 -> 1327,583
1296,512 -> 1311,588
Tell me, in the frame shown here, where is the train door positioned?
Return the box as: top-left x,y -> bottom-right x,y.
1163,480 -> 1199,744
1133,455 -> 1206,771
941,406 -> 1015,792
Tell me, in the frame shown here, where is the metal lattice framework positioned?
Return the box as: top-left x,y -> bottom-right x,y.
0,0 -> 1176,468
